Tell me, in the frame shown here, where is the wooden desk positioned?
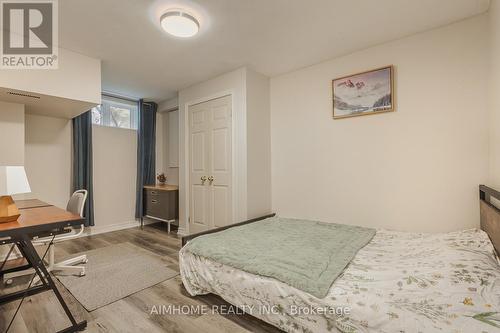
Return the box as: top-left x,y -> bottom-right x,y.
0,205 -> 82,240
0,200 -> 87,333
15,199 -> 52,209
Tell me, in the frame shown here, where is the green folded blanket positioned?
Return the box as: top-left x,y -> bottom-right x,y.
184,216 -> 375,298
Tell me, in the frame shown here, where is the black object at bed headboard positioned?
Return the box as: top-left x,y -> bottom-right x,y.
479,185 -> 500,256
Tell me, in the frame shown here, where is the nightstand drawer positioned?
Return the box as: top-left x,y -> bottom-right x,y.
145,188 -> 170,201
143,188 -> 178,221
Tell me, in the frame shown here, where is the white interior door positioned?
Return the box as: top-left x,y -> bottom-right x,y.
189,95 -> 232,233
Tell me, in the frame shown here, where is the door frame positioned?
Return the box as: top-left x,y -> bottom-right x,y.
183,90 -> 240,235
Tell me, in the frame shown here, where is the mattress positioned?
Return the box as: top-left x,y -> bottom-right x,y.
183,216 -> 376,298
180,228 -> 500,333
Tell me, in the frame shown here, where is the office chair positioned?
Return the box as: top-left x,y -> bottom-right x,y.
4,190 -> 88,284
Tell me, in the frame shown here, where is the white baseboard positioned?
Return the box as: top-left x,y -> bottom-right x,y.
84,220 -> 141,236
177,226 -> 187,236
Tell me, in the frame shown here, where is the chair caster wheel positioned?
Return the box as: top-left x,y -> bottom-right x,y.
83,259 -> 88,264
4,279 -> 13,285
79,272 -> 86,277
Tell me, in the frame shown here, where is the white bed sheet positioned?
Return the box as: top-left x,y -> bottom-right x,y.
180,228 -> 500,333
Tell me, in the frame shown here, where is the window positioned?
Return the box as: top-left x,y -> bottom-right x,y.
91,95 -> 138,130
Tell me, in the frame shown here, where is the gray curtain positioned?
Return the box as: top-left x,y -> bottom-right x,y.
72,111 -> 95,226
135,100 -> 157,218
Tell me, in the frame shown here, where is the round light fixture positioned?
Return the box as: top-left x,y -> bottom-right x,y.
160,10 -> 199,38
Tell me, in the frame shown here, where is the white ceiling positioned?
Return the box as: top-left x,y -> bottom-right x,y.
59,0 -> 490,102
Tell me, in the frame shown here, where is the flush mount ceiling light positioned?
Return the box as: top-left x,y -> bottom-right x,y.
160,10 -> 200,38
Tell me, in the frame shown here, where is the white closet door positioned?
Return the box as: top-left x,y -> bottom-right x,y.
189,101 -> 211,233
189,95 -> 232,233
209,95 -> 232,228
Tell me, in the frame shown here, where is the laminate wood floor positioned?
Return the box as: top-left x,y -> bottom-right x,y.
0,223 -> 282,333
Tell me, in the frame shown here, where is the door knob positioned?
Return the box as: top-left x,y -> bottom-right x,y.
208,176 -> 214,182
201,176 -> 207,182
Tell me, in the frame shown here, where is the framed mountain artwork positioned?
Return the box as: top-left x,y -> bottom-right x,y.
332,65 -> 394,119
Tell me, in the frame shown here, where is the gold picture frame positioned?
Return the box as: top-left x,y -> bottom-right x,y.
332,65 -> 394,119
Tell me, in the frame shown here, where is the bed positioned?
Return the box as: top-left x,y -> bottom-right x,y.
179,186 -> 500,333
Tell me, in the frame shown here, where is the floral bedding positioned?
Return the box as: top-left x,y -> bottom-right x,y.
180,228 -> 500,333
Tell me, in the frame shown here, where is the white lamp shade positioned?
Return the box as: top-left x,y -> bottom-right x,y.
0,166 -> 31,196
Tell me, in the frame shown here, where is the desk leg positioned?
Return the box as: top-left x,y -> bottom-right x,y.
15,243 -> 50,289
17,236 -> 87,333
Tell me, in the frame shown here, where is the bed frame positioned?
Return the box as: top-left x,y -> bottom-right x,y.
479,185 -> 500,256
181,213 -> 276,247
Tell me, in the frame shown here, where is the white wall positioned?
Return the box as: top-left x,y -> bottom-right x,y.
246,70 -> 272,218
92,126 -> 138,231
21,115 -> 147,234
23,116 -> 138,230
24,115 -> 72,208
23,116 -> 139,230
0,101 -> 24,259
158,96 -> 179,112
0,101 -> 25,165
270,15 -> 489,232
157,97 -> 180,186
156,112 -> 164,176
489,0 -> 500,188
157,110 -> 180,185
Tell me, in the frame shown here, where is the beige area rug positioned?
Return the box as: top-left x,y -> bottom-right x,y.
56,242 -> 178,311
